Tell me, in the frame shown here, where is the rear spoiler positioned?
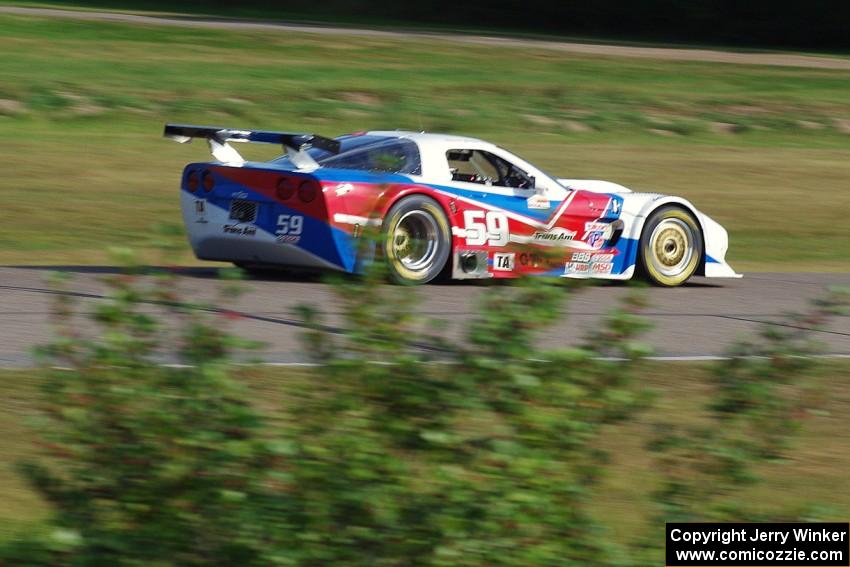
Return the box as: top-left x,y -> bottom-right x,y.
163,123 -> 341,169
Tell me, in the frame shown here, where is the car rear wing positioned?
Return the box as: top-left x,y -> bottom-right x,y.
163,123 -> 341,169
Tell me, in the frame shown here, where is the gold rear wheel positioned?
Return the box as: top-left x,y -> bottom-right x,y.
384,195 -> 451,284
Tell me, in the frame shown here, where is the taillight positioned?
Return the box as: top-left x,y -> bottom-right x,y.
187,171 -> 199,192
298,180 -> 319,203
202,170 -> 214,192
276,177 -> 296,201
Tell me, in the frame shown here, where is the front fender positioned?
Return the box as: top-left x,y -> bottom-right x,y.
620,193 -> 740,278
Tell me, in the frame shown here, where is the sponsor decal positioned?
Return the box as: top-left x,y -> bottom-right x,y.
591,253 -> 614,263
583,222 -> 613,250
193,199 -> 208,223
223,224 -> 257,236
519,252 -> 544,267
609,198 -> 622,215
493,252 -> 515,272
591,262 -> 613,274
571,252 -> 592,262
583,222 -> 613,237
275,214 -> 304,244
586,232 -> 605,249
565,259 -> 614,275
565,261 -> 590,274
231,191 -> 249,199
532,228 -> 576,244
527,194 -> 551,210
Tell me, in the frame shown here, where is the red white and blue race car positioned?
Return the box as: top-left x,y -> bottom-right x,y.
164,124 -> 740,286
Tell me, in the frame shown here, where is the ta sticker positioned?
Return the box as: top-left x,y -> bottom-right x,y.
493,253 -> 515,271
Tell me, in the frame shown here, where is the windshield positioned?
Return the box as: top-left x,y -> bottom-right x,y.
272,134 -> 421,175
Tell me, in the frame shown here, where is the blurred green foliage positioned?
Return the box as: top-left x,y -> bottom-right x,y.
647,287 -> 850,527
288,262 -> 653,565
1,252 -> 847,564
8,262 -> 276,566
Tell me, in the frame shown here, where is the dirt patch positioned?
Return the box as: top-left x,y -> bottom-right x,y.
57,91 -> 106,116
710,122 -> 740,135
0,99 -> 25,115
522,113 -> 557,126
648,128 -> 680,137
833,118 -> 850,134
339,91 -> 381,106
339,108 -> 372,118
564,120 -> 592,133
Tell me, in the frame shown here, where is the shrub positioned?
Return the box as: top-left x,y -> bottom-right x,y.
649,286 -> 850,523
283,264 -> 653,566
9,246 -> 847,566
15,266 -> 276,566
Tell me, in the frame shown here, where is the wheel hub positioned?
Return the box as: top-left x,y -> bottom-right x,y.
655,227 -> 687,267
392,211 -> 439,271
648,218 -> 695,277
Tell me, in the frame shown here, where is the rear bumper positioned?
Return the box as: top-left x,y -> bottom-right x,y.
181,189 -> 348,271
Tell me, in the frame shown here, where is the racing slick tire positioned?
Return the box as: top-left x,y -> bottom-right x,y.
639,206 -> 703,287
383,195 -> 451,284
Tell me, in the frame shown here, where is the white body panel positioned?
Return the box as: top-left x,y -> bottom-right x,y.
558,179 -> 632,194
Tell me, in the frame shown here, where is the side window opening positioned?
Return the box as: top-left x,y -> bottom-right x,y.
271,136 -> 422,175
446,149 -> 533,189
322,139 -> 422,175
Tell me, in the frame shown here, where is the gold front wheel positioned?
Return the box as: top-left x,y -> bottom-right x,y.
640,207 -> 702,286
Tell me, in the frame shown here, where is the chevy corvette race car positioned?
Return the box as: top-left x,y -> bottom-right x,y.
164,124 -> 740,286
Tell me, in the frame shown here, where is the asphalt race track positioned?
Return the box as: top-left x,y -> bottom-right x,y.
0,267 -> 848,367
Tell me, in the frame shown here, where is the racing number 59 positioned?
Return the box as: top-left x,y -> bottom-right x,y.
463,210 -> 508,247
276,214 -> 303,235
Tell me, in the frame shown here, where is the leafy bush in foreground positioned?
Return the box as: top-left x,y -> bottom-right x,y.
10,268 -> 275,566
4,253 -> 847,566
288,266 -> 652,566
649,287 -> 850,523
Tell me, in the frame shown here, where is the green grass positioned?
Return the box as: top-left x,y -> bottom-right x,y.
3,361 -> 850,543
1,13 -> 850,269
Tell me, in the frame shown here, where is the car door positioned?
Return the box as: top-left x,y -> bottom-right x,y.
443,147 -> 563,220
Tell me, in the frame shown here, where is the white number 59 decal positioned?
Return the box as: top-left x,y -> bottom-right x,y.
276,214 -> 303,235
463,210 -> 509,247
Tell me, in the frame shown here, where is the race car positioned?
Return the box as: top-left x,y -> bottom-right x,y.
164,124 -> 740,286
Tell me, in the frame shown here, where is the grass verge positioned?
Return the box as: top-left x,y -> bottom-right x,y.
0,14 -> 849,269
2,360 -> 850,543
